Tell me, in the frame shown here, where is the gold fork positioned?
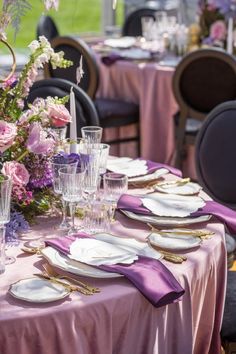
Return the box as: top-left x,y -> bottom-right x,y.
148,224 -> 214,239
43,263 -> 100,294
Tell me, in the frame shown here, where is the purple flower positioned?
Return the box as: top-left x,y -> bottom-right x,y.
27,123 -> 55,155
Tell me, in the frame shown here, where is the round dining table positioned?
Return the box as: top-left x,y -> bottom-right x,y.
0,175 -> 227,354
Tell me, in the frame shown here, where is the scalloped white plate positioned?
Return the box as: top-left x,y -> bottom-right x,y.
41,247 -> 122,278
9,277 -> 70,303
148,231 -> 201,251
122,210 -> 212,227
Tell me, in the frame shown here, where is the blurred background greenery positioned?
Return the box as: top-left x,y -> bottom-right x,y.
2,0 -> 124,49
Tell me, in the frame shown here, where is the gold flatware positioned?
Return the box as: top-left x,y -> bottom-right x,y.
21,247 -> 43,255
147,239 -> 187,263
147,224 -> 214,239
34,273 -> 94,295
43,263 -> 100,294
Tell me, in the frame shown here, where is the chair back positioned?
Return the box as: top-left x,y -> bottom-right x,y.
173,49 -> 236,118
195,100 -> 236,208
44,36 -> 99,100
173,48 -> 236,168
27,78 -> 100,138
36,15 -> 59,41
122,0 -> 178,36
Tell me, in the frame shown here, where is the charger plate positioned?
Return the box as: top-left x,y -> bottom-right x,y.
9,277 -> 70,303
41,247 -> 122,278
121,210 -> 212,227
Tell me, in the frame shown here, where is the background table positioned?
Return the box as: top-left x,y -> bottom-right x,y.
97,58 -> 197,179
0,207 -> 226,354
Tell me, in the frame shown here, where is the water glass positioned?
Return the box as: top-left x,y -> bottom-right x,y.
82,200 -> 110,234
97,143 -> 110,174
80,149 -> 101,201
103,173 -> 128,221
81,126 -> 103,146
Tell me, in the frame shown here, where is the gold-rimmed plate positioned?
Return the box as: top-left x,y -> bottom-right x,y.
9,277 -> 70,303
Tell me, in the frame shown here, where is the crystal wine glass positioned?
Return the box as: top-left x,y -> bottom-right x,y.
59,166 -> 85,235
50,161 -> 78,230
0,175 -> 13,267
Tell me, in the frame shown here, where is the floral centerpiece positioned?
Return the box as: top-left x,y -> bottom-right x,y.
0,34 -> 73,239
197,0 -> 236,49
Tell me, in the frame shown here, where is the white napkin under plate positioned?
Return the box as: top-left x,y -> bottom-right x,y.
141,193 -> 205,217
69,238 -> 138,266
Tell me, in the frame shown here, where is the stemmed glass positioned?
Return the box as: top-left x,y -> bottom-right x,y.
59,166 -> 85,235
103,173 -> 128,221
0,175 -> 13,269
50,161 -> 78,230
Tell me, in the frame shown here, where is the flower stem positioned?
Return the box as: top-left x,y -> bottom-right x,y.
16,150 -> 29,162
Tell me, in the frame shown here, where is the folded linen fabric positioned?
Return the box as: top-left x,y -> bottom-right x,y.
107,158 -> 182,178
101,52 -> 124,66
118,194 -> 236,234
46,234 -> 185,307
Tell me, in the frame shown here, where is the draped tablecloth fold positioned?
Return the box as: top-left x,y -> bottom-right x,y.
46,234 -> 185,307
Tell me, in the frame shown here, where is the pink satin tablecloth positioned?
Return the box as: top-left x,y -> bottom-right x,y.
0,210 -> 226,354
97,59 -> 178,163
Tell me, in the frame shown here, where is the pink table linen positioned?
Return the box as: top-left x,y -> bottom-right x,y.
97,59 -> 178,164
0,210 -> 226,354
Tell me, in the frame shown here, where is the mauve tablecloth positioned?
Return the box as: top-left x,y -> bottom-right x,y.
96,58 -> 178,163
0,209 -> 226,354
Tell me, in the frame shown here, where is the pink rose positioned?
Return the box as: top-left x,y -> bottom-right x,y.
0,121 -> 17,153
27,122 -> 55,155
2,161 -> 30,186
210,20 -> 227,41
48,103 -> 72,127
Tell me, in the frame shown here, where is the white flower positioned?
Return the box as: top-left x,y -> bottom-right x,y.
44,0 -> 59,11
76,56 -> 84,84
50,51 -> 65,68
28,40 -> 40,53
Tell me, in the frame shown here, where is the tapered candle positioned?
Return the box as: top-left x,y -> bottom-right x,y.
69,87 -> 77,153
227,17 -> 233,55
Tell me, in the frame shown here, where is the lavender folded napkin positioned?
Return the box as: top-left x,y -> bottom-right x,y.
118,194 -> 236,234
101,52 -> 124,66
46,234 -> 184,307
144,160 -> 182,177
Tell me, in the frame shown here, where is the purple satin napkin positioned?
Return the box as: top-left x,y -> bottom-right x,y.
144,160 -> 182,177
118,194 -> 236,234
46,234 -> 185,307
101,53 -> 124,66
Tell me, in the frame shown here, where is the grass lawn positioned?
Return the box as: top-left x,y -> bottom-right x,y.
2,0 -> 124,50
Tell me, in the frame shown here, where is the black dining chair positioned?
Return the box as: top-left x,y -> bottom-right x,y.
36,15 -> 59,41
27,78 -> 99,138
195,100 -> 236,353
172,48 -> 236,169
122,0 -> 178,36
44,36 -> 140,153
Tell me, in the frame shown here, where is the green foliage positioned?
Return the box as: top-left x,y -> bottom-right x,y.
1,0 -> 124,49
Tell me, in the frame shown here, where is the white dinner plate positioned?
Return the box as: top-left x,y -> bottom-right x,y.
128,168 -> 169,184
69,238 -> 138,266
41,247 -> 122,278
148,231 -> 201,251
121,210 -> 212,227
154,182 -> 202,196
104,36 -> 136,48
107,158 -> 148,177
141,193 -> 205,217
93,232 -> 162,260
9,277 -> 70,303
